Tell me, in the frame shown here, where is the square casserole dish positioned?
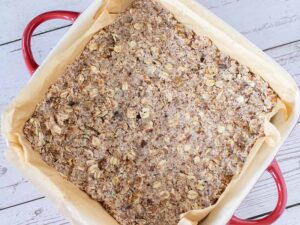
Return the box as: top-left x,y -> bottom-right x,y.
2,0 -> 300,224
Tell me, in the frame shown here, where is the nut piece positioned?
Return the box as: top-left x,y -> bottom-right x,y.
194,156 -> 201,164
159,191 -> 170,200
159,71 -> 170,80
129,40 -> 137,48
187,190 -> 199,200
90,65 -> 99,73
205,79 -> 216,87
112,176 -> 120,186
109,156 -> 120,166
153,181 -> 162,189
122,82 -> 129,91
114,45 -> 123,53
164,63 -> 173,71
236,95 -> 245,103
184,144 -> 191,152
92,136 -> 101,147
196,181 -> 205,191
126,108 -> 136,119
88,42 -> 98,51
165,91 -> 173,102
52,125 -> 62,134
134,23 -> 143,30
140,108 -> 150,119
217,126 -> 225,134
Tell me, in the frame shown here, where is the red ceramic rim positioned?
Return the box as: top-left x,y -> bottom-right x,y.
22,10 -> 80,75
22,10 -> 287,225
228,160 -> 287,225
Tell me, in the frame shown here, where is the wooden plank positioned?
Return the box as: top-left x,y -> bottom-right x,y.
274,205 -> 300,225
1,14 -> 300,223
1,197 -> 298,225
199,0 -> 300,50
0,28 -> 69,208
1,0 -> 300,50
0,0 -> 93,44
0,198 -> 69,225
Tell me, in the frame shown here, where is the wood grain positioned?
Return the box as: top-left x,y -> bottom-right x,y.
199,0 -> 300,49
0,28 -> 69,208
0,198 -> 68,225
1,0 -> 300,50
0,0 -> 93,45
0,0 -> 300,224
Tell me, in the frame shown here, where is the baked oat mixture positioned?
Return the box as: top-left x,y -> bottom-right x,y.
24,0 -> 278,224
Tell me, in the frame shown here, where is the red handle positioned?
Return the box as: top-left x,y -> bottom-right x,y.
22,11 -> 80,75
228,160 -> 287,225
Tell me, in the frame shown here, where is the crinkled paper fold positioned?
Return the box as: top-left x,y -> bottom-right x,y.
2,0 -> 300,224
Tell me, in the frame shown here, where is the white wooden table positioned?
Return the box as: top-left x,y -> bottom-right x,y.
0,0 -> 300,224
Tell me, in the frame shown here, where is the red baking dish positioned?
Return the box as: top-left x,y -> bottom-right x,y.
21,10 -> 288,225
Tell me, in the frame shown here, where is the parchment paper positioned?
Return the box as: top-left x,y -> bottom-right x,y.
2,0 -> 300,224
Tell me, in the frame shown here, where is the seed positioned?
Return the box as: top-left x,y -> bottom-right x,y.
126,108 -> 136,119
92,136 -> 101,147
164,63 -> 173,71
89,88 -> 98,98
159,71 -> 170,80
206,79 -> 216,87
140,108 -> 150,119
86,160 -> 96,166
122,82 -> 129,91
52,125 -> 62,134
114,45 -> 123,53
109,156 -> 120,166
112,177 -> 120,186
129,40 -> 137,48
76,166 -> 85,171
121,184 -> 130,194
194,156 -> 201,164
94,170 -> 101,179
165,91 -> 173,102
90,65 -> 99,73
156,16 -> 162,24
158,160 -> 166,167
159,191 -> 170,200
153,181 -> 162,189
196,181 -> 205,191
184,144 -> 191,152
88,164 -> 98,173
215,80 -> 224,88
127,149 -> 136,160
147,65 -> 156,74
141,97 -> 148,104
88,42 -> 98,51
134,23 -> 143,30
187,190 -> 199,200
132,193 -> 141,204
208,161 -> 215,170
60,90 -> 69,98
151,47 -> 159,55
206,172 -> 213,181
144,121 -> 153,131
236,95 -> 245,103
217,126 -> 225,134
187,175 -> 196,180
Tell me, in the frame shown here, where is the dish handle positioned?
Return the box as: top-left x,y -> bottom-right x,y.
228,160 -> 287,225
22,10 -> 80,75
